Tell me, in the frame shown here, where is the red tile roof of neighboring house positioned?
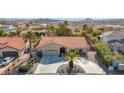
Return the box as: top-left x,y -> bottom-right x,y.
0,37 -> 26,51
37,36 -> 89,49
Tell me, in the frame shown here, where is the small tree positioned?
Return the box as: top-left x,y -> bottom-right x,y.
0,29 -> 8,36
25,31 -> 37,57
64,51 -> 81,69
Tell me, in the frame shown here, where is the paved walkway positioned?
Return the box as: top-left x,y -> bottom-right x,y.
34,56 -> 106,74
87,51 -> 110,74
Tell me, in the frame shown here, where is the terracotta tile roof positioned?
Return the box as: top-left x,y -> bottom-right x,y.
0,37 -> 26,51
37,36 -> 89,49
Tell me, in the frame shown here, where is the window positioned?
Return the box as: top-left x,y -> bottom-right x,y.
70,49 -> 74,52
79,49 -> 82,52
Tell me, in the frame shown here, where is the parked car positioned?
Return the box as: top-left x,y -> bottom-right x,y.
2,57 -> 15,66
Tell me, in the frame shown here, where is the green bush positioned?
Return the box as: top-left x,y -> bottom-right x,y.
89,36 -> 99,43
95,42 -> 114,66
19,64 -> 32,73
81,30 -> 104,44
92,30 -> 102,36
0,29 -> 8,36
86,33 -> 99,43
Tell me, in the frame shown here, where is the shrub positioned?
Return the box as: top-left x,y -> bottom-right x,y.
89,36 -> 99,43
92,30 -> 102,36
95,42 -> 114,66
19,64 -> 32,73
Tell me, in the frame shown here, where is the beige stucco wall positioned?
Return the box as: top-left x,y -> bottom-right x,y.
67,48 -> 86,53
19,48 -> 25,56
37,43 -> 64,55
0,47 -> 24,57
37,43 -> 87,55
25,40 -> 30,49
0,44 -> 4,48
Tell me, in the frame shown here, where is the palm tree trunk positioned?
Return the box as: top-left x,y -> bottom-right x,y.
29,38 -> 32,57
69,60 -> 74,69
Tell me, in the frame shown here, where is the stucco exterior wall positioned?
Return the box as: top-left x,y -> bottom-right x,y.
0,44 -> 4,48
37,43 -> 87,55
19,48 -> 25,56
67,48 -> 86,53
0,47 -> 24,57
37,44 -> 64,55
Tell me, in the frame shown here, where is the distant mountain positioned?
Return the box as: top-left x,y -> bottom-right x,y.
0,18 -> 35,22
51,18 -> 84,21
0,18 -> 124,23
31,18 -> 62,23
82,18 -> 94,22
0,18 -> 63,23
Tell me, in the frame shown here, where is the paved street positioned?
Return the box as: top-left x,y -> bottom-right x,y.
34,56 -> 106,74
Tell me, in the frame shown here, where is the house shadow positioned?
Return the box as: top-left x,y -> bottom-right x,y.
39,56 -> 64,65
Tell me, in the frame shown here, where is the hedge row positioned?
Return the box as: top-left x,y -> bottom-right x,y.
95,42 -> 113,66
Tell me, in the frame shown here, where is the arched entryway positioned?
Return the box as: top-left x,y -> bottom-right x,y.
60,47 -> 66,55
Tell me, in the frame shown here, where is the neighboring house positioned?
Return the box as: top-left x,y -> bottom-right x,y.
0,37 -> 29,57
30,26 -> 45,30
94,25 -> 124,31
108,40 -> 124,54
100,31 -> 124,44
0,25 -> 15,32
36,36 -> 89,56
100,31 -> 124,54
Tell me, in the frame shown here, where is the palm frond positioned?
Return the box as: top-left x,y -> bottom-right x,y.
64,51 -> 81,63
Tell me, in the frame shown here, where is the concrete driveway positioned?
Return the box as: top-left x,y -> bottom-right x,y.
0,54 -> 30,75
34,56 -> 65,74
34,56 -> 106,75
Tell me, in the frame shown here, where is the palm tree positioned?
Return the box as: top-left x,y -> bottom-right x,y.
82,24 -> 88,31
49,25 -> 55,36
46,24 -> 50,36
64,21 -> 68,26
64,51 -> 81,69
63,21 -> 68,35
25,31 -> 37,57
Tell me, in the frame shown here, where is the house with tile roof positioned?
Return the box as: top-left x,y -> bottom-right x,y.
36,36 -> 89,56
0,37 -> 29,57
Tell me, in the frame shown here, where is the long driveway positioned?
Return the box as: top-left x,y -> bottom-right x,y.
34,56 -> 106,75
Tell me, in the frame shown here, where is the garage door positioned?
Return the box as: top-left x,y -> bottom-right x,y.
2,51 -> 19,57
43,50 -> 59,55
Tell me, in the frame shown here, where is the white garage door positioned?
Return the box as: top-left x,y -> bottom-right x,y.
43,50 -> 59,55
